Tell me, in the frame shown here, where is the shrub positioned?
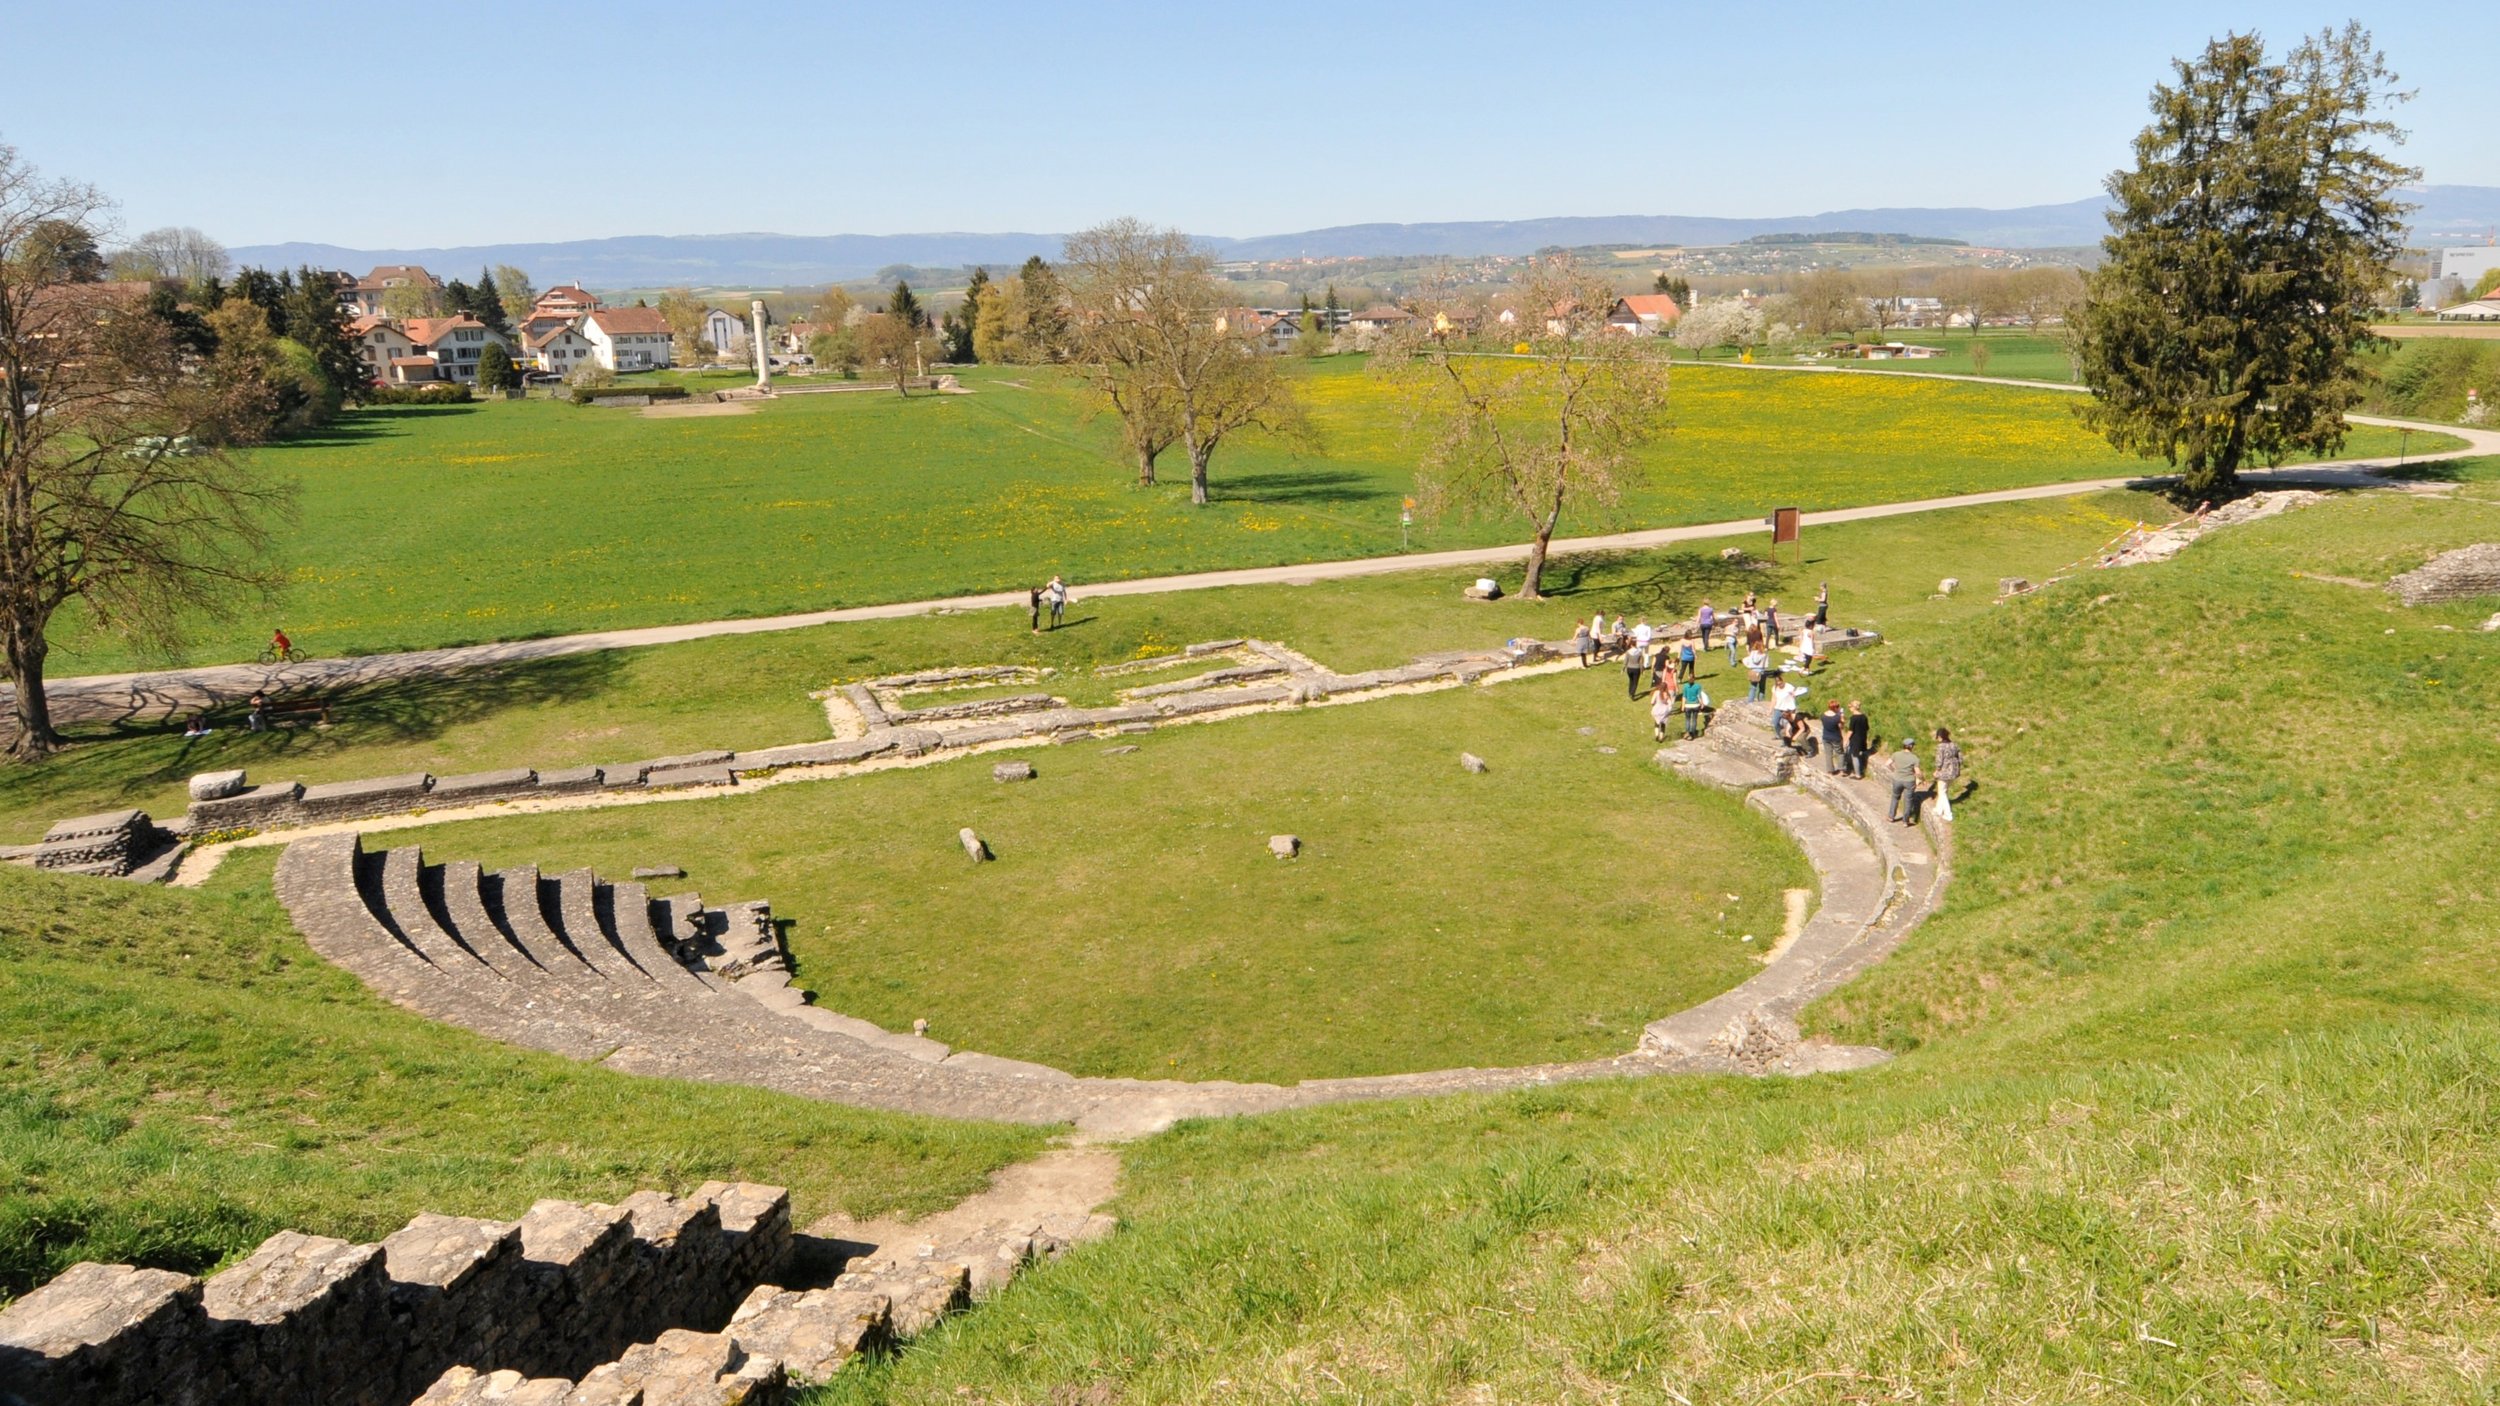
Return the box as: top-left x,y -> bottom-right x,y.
363,382 -> 472,406
475,343 -> 520,392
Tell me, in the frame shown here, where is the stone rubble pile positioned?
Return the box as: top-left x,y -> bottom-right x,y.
2389,542 -> 2500,606
0,809 -> 181,882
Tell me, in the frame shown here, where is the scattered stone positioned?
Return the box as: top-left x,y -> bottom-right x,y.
1576,726 -> 1595,737
632,866 -> 685,880
991,761 -> 1036,783
1459,752 -> 1488,774
1937,577 -> 1959,596
1268,834 -> 1300,860
1184,639 -> 1245,656
1597,746 -> 1618,755
188,770 -> 247,802
1720,547 -> 1745,561
1997,577 -> 2031,596
2482,612 -> 2500,633
1103,745 -> 1139,756
958,829 -> 990,863
912,1019 -> 929,1037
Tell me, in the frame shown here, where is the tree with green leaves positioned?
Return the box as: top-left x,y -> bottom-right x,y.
492,264 -> 536,324
23,220 -> 102,282
443,277 -> 476,320
475,341 -> 519,392
942,267 -> 988,363
284,267 -> 369,402
1016,256 -> 1067,358
2073,24 -> 2415,499
2472,268 -> 2500,301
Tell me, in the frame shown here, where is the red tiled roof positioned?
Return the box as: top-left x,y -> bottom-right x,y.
1617,294 -> 1683,320
401,316 -> 486,347
585,307 -> 670,336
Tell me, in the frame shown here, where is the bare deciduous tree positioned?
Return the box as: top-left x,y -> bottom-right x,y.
1788,268 -> 1864,338
1380,258 -> 1672,599
107,225 -> 228,289
1062,219 -> 1304,503
858,312 -> 929,396
0,145 -> 291,756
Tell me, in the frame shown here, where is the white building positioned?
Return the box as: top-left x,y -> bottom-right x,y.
344,315 -> 416,386
524,322 -> 597,374
2434,246 -> 2500,290
701,307 -> 750,358
2434,293 -> 2500,323
401,315 -> 513,383
580,307 -> 675,371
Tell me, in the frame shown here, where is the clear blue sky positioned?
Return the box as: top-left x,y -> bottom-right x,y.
7,2 -> 2491,248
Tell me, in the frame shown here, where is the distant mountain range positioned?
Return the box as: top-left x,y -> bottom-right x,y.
231,186 -> 2500,290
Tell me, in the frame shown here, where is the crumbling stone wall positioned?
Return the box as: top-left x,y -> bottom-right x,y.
0,1182 -> 788,1406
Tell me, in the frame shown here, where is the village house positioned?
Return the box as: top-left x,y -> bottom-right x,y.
580,306 -> 674,370
1347,304 -> 1417,337
533,284 -> 601,317
344,314 -> 416,385
1606,294 -> 1684,335
339,266 -> 442,317
401,315 -> 513,383
524,321 -> 597,375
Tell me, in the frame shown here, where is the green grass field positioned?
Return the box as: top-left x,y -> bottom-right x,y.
1673,329 -> 2084,382
0,479 -> 2176,844
0,849 -> 1041,1297
41,359 -> 2440,675
379,682 -> 1809,1085
794,475 -> 2500,1404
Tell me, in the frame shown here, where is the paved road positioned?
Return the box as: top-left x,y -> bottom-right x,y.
14,408 -> 2492,731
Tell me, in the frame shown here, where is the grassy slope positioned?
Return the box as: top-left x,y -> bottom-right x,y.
801,486 -> 2500,1403
0,849 -> 1042,1298
47,360 -> 2429,673
379,683 -> 1808,1085
0,485 -> 2173,844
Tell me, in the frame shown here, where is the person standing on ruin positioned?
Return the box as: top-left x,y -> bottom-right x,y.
1887,737 -> 1923,824
1571,617 -> 1594,667
1820,702 -> 1846,773
1933,726 -> 1964,821
1845,700 -> 1871,779
1814,582 -> 1830,626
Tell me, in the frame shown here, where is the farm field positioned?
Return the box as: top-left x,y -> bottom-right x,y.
798,477 -> 2500,1403
41,359 -> 2443,675
1675,330 -> 2084,382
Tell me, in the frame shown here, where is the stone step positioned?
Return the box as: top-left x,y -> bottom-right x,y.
554,870 -> 641,983
377,849 -> 505,982
485,866 -> 597,979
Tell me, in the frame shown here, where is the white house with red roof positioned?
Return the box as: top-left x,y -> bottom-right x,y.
340,266 -> 443,318
524,321 -> 597,374
1607,294 -> 1683,335
344,315 -> 417,385
579,306 -> 674,370
400,315 -> 513,383
533,284 -> 601,317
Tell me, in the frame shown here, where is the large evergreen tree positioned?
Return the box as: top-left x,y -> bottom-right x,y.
887,280 -> 925,331
471,265 -> 510,335
942,266 -> 988,363
2073,24 -> 2414,499
1017,256 -> 1067,358
285,267 -> 370,402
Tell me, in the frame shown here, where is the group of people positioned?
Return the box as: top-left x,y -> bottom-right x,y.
1027,576 -> 1069,633
1582,585 -> 1967,824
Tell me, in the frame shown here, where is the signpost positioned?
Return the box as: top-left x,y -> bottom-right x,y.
1401,496 -> 1415,550
1770,506 -> 1801,566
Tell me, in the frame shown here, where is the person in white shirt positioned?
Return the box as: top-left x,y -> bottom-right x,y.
1633,619 -> 1653,652
1743,648 -> 1769,702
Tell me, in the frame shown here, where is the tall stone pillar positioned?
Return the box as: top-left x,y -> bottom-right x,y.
751,300 -> 772,392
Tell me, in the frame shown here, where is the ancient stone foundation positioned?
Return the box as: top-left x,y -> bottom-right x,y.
2389,542 -> 2500,606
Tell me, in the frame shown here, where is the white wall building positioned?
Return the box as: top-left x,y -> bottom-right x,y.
2434,246 -> 2500,290
580,307 -> 676,371
701,307 -> 749,357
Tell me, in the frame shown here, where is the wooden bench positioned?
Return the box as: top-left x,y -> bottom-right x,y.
261,697 -> 332,727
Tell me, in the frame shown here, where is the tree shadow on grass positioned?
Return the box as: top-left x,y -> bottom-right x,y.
1221,469 -> 1397,509
1536,548 -> 1786,615
258,404 -> 481,452
2,653 -> 628,828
